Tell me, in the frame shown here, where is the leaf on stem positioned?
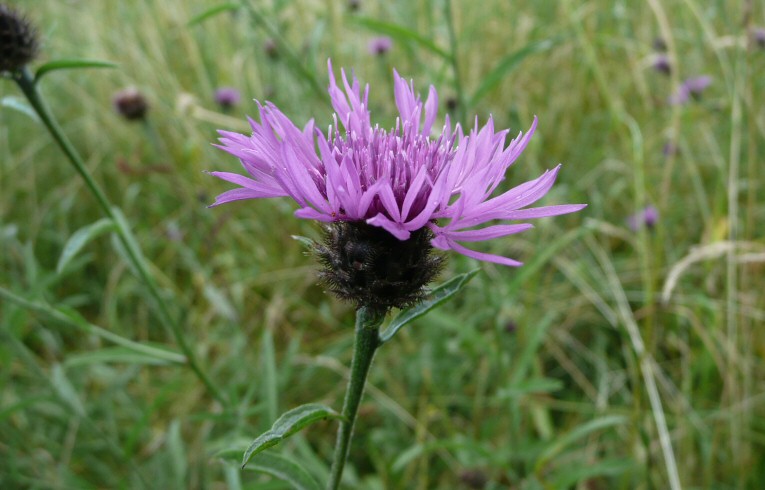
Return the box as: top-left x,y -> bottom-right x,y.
242,403 -> 342,468
1,96 -> 40,122
34,59 -> 118,83
242,452 -> 322,490
56,218 -> 115,274
187,3 -> 240,26
379,269 -> 479,343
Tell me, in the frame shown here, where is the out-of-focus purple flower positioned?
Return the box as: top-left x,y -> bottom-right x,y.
210,60 -> 585,268
668,75 -> 712,105
652,54 -> 671,75
113,87 -> 149,121
653,37 -> 667,52
628,206 -> 659,231
753,28 -> 765,48
368,36 -> 392,56
662,141 -> 678,157
214,87 -> 241,110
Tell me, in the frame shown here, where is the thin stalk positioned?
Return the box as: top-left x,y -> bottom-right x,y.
12,67 -> 226,405
326,308 -> 384,490
443,0 -> 466,123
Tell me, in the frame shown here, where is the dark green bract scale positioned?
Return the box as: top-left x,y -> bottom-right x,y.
0,5 -> 38,73
314,222 -> 445,314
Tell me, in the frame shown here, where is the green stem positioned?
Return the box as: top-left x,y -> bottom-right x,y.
326,308 -> 384,490
444,0 -> 466,124
12,67 -> 226,405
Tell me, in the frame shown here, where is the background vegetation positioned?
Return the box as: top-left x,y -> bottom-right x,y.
2,0 -> 764,488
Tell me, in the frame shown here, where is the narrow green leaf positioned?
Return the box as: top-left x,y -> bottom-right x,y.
351,17 -> 451,60
379,269 -> 479,343
51,364 -> 86,417
535,415 -> 627,472
469,38 -> 559,106
551,458 -> 634,488
63,346 -> 181,367
242,404 -> 342,468
56,218 -> 115,274
497,377 -> 564,399
34,59 -> 118,83
1,96 -> 40,122
242,452 -> 321,490
188,3 -> 239,26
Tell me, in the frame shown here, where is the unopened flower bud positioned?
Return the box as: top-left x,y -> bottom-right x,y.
113,87 -> 149,121
0,4 -> 39,73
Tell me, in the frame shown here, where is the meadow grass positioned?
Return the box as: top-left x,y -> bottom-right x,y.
1,0 -> 764,488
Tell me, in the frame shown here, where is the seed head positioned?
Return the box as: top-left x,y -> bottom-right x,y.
314,221 -> 444,314
0,4 -> 39,74
113,87 -> 149,121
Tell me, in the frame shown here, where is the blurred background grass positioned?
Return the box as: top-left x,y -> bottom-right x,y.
1,0 -> 764,488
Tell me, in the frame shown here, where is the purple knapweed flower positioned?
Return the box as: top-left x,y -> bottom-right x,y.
669,75 -> 712,105
214,87 -> 241,110
210,60 -> 585,267
753,28 -> 765,48
627,206 -> 659,231
652,54 -> 671,75
368,36 -> 392,56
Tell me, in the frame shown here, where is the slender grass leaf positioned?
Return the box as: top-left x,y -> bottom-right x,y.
351,17 -> 451,60
242,452 -> 321,490
51,364 -> 86,417
63,346 -> 182,367
34,59 -> 118,83
187,3 -> 239,26
535,415 -> 627,472
469,38 -> 559,106
497,377 -> 564,399
242,403 -> 342,468
380,269 -> 479,343
1,96 -> 40,122
261,328 -> 278,422
168,419 -> 188,483
508,312 -> 557,386
551,458 -> 634,488
56,218 -> 115,274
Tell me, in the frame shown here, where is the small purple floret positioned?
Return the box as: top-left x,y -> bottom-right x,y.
214,87 -> 241,109
669,76 -> 712,105
368,36 -> 392,56
628,206 -> 659,231
209,60 -> 586,266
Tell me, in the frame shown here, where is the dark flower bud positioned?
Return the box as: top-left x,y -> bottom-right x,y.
459,469 -> 488,489
652,37 -> 667,52
368,36 -> 392,56
214,86 -> 240,110
264,38 -> 278,59
113,87 -> 149,121
314,221 -> 444,314
652,54 -> 671,75
348,0 -> 361,12
0,4 -> 39,74
753,28 -> 765,49
445,97 -> 458,112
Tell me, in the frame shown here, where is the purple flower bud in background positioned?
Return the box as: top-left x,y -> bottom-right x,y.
628,206 -> 659,232
347,0 -> 360,12
264,38 -> 278,59
214,87 -> 240,110
368,36 -> 392,56
653,37 -> 667,52
113,87 -> 149,121
662,141 -> 678,157
504,320 -> 518,334
459,469 -> 488,489
753,28 -> 765,48
668,75 -> 711,105
653,54 -> 671,75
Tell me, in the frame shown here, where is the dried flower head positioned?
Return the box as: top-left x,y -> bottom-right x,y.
210,61 -> 585,310
0,4 -> 39,74
113,87 -> 149,121
214,86 -> 241,110
368,36 -> 392,56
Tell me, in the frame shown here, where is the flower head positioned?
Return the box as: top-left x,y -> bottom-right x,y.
627,205 -> 659,231
0,4 -> 39,74
669,75 -> 712,105
752,27 -> 765,48
214,86 -> 241,110
368,36 -> 392,56
210,61 -> 585,309
113,87 -> 149,121
652,54 -> 671,75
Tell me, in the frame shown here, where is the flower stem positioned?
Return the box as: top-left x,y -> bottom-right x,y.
326,307 -> 384,490
12,67 -> 227,406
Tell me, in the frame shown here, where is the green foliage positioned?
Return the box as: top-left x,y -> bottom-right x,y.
2,0 -> 764,488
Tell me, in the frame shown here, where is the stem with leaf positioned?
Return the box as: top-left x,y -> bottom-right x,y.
326,307 -> 385,490
11,66 -> 226,406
